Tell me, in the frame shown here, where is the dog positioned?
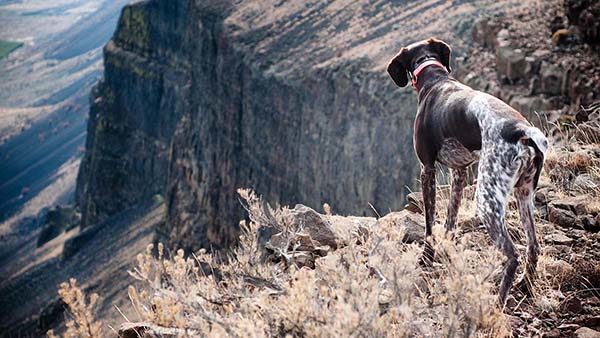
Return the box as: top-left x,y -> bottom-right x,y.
387,38 -> 548,306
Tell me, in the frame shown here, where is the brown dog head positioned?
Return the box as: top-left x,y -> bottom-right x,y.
387,38 -> 452,87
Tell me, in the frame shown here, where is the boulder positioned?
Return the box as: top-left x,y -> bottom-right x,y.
540,61 -> 565,95
509,95 -> 553,118
544,328 -> 561,338
544,233 -> 574,245
376,210 -> 425,243
283,204 -> 339,249
37,206 -> 80,247
549,196 -> 589,216
548,204 -> 579,228
119,322 -> 193,338
563,296 -> 584,314
471,18 -> 502,49
496,46 -> 528,82
544,259 -> 575,281
406,191 -> 423,214
261,204 -> 379,267
575,327 -> 600,338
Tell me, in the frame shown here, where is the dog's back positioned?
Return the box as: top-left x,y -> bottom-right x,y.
417,79 -> 548,180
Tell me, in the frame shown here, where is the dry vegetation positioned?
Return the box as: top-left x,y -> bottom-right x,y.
116,189 -> 511,338
46,279 -> 103,338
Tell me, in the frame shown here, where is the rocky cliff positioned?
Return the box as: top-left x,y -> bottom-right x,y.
76,0 -> 193,227
77,0 -> 526,251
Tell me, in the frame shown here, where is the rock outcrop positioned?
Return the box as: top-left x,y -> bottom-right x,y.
76,1 -> 193,227
462,0 -> 600,121
76,0 -> 527,251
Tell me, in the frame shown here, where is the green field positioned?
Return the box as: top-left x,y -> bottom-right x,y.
0,40 -> 24,60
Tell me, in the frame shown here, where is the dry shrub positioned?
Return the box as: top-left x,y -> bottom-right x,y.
46,279 -> 103,338
122,189 -> 512,337
544,144 -> 600,194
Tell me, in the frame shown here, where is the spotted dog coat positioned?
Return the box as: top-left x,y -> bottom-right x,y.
387,38 -> 548,306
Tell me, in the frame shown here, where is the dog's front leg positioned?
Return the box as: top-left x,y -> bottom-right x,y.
420,165 -> 436,267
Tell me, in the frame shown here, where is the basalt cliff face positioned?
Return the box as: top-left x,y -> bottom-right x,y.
76,1 -> 194,228
77,0 -> 525,251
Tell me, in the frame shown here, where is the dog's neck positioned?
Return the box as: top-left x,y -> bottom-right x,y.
410,62 -> 450,98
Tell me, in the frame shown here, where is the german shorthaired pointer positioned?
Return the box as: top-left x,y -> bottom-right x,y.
387,38 -> 548,306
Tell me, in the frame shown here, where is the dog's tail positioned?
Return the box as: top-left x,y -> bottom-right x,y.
502,121 -> 548,188
524,126 -> 548,189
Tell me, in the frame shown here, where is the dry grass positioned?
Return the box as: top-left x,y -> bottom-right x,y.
120,190 -> 512,338
46,279 -> 103,338
539,103 -> 600,195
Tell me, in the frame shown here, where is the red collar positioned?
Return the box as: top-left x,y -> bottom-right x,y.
410,60 -> 446,89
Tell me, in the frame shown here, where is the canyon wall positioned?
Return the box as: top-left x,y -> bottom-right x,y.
76,0 -> 193,227
77,0 -> 525,250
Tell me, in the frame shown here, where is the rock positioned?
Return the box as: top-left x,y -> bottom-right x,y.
284,205 -> 339,249
575,327 -> 600,338
581,215 -> 598,231
376,210 -> 425,244
472,18 -> 502,49
119,322 -> 193,338
563,296 -> 584,314
548,205 -> 579,228
559,323 -> 581,331
37,206 -> 80,247
543,328 -> 561,338
290,251 -> 315,268
540,61 -> 565,95
544,233 -> 574,245
62,222 -> 105,260
548,196 -> 591,228
506,314 -> 524,329
406,191 -> 423,214
535,187 -> 557,205
326,215 -> 376,243
265,204 -> 340,255
544,259 -> 575,287
509,95 -> 553,118
582,315 -> 600,327
496,46 -> 528,82
551,196 -> 589,215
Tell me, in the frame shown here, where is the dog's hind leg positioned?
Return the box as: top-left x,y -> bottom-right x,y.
420,165 -> 437,267
476,145 -> 521,306
444,167 -> 467,233
514,160 -> 541,296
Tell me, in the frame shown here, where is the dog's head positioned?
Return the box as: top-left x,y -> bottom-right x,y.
387,38 -> 452,87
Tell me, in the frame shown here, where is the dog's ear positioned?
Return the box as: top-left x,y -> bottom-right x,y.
428,38 -> 452,73
387,48 -> 409,87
